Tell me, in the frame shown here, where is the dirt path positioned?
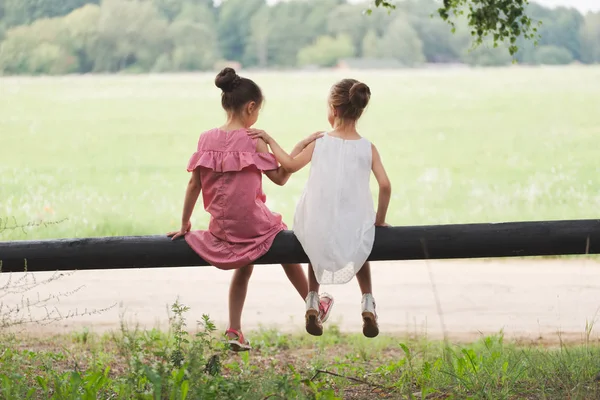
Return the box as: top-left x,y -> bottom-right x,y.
3,259 -> 600,343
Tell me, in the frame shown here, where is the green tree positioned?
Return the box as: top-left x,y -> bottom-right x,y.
552,8 -> 584,60
217,0 -> 264,63
167,20 -> 219,71
0,18 -> 79,74
409,8 -> 471,63
303,0 -> 344,38
533,45 -> 574,65
244,5 -> 270,67
378,14 -> 425,66
461,40 -> 513,66
92,0 -> 170,72
361,29 -> 379,59
0,0 -> 6,41
3,0 -> 99,27
61,4 -> 101,73
527,4 -> 582,60
153,0 -> 182,21
0,26 -> 31,74
580,12 -> 600,64
176,0 -> 217,27
297,34 -> 354,67
262,1 -> 314,67
327,4 -> 366,55
514,4 -> 583,64
327,3 -> 394,57
28,42 -> 78,74
153,0 -> 217,22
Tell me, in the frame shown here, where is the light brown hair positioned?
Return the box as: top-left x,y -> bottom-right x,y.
329,78 -> 371,121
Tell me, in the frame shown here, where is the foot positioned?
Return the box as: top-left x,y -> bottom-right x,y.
225,328 -> 251,352
305,291 -> 323,336
361,293 -> 379,338
319,292 -> 334,323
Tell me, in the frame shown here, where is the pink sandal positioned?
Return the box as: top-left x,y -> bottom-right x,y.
319,293 -> 335,323
225,328 -> 252,352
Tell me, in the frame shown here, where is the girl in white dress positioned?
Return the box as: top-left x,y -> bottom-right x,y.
248,78 -> 392,338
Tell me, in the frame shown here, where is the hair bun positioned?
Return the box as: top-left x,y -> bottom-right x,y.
349,82 -> 371,109
215,67 -> 240,92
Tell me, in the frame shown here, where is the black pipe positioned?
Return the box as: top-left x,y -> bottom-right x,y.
0,220 -> 598,273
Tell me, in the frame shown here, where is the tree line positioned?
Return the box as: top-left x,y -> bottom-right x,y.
0,0 -> 599,76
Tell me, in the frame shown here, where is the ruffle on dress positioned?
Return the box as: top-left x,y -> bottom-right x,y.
187,150 -> 278,173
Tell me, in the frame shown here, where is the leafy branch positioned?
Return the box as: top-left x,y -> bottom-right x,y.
371,0 -> 542,56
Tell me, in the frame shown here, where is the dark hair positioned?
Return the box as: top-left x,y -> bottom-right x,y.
215,68 -> 263,113
329,78 -> 371,121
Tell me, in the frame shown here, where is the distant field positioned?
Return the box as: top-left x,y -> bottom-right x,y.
1,66 -> 599,241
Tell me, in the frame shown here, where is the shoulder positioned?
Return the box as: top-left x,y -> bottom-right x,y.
255,138 -> 269,154
198,128 -> 219,143
357,136 -> 374,153
368,141 -> 383,162
369,142 -> 387,169
360,135 -> 374,151
370,142 -> 380,156
200,127 -> 219,137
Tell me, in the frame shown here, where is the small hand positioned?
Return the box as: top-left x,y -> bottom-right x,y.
167,221 -> 192,240
247,128 -> 272,144
300,131 -> 325,148
375,222 -> 391,227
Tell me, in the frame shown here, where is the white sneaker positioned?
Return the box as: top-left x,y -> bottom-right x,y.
361,293 -> 379,338
305,291 -> 323,336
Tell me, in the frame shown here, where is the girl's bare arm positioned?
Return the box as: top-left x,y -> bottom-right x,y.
181,169 -> 202,224
257,135 -> 318,185
168,168 -> 202,239
371,144 -> 392,226
249,129 -> 319,173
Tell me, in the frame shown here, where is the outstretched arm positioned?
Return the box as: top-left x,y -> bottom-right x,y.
167,168 -> 202,239
371,144 -> 392,226
257,136 -> 315,185
249,129 -> 320,173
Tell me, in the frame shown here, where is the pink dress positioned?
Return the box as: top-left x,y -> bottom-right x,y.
184,128 -> 287,270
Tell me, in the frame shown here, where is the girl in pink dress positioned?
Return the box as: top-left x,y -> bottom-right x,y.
167,68 -> 333,351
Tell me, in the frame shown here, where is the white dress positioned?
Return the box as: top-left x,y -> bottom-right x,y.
293,132 -> 376,285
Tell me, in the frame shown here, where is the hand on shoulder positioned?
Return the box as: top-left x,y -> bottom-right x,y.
301,131 -> 325,147
247,128 -> 272,144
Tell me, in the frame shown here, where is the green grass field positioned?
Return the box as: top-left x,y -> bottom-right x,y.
1,66 -> 599,241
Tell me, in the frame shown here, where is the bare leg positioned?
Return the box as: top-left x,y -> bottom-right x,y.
227,264 -> 254,335
308,263 -> 320,294
356,262 -> 378,338
311,264 -> 335,323
355,262 -> 373,295
281,263 -> 309,299
305,263 -> 323,336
